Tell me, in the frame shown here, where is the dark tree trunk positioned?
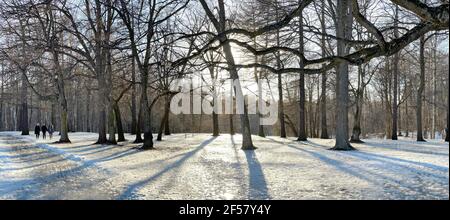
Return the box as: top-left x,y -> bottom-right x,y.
446,110 -> 449,142
446,69 -> 449,142
157,95 -> 171,141
85,88 -> 91,132
20,70 -> 29,135
405,97 -> 410,137
140,72 -> 153,150
320,71 -> 329,139
0,66 -> 3,131
391,6 -> 400,140
350,97 -> 363,143
229,114 -> 235,135
131,58 -> 137,135
277,72 -> 286,138
212,111 -> 220,137
319,0 -> 329,139
56,71 -> 70,143
97,103 -> 108,144
114,103 -> 126,142
134,105 -> 144,143
202,0 -> 254,150
58,103 -> 71,143
274,4 -> 286,138
297,7 -> 307,141
164,96 -> 171,135
417,36 -> 426,142
351,66 -> 364,143
157,109 -> 168,141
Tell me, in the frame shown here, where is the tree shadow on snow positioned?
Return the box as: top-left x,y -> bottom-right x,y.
8,145 -> 142,199
361,141 -> 449,157
287,144 -> 448,199
230,136 -> 271,200
244,150 -> 271,200
116,136 -> 218,200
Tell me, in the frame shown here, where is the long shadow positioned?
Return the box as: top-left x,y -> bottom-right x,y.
0,158 -> 67,172
302,140 -> 448,174
76,145 -> 118,156
64,144 -> 116,154
362,141 -> 449,157
287,144 -> 373,182
287,144 -> 447,198
231,136 -> 271,199
0,151 -> 48,160
265,137 -> 297,147
350,151 -> 449,174
230,136 -> 247,196
117,136 -> 218,200
4,143 -> 144,199
244,150 -> 271,200
8,154 -> 60,165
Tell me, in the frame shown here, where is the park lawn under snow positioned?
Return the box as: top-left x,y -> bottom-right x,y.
0,131 -> 448,200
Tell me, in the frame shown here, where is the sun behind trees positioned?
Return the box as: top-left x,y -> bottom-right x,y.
0,0 -> 448,151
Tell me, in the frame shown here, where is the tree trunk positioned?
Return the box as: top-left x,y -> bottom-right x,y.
85,87 -> 91,132
56,69 -> 70,143
350,93 -> 364,143
446,59 -> 449,142
134,103 -> 144,143
405,97 -> 409,137
141,73 -> 154,150
320,70 -> 329,139
223,42 -> 254,150
391,5 -> 400,140
417,35 -> 426,142
229,111 -> 235,135
0,65 -> 3,131
157,98 -> 170,141
331,0 -> 354,151
107,108 -> 117,144
212,111 -> 220,137
253,41 -> 265,138
20,70 -> 29,135
208,66 -> 220,137
319,0 -> 329,139
351,66 -> 364,143
297,7 -> 307,141
446,109 -> 449,142
96,93 -> 108,144
164,95 -> 171,135
131,58 -> 137,135
205,0 -> 254,150
114,103 -> 126,142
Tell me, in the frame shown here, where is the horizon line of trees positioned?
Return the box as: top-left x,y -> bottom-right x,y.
0,0 -> 448,151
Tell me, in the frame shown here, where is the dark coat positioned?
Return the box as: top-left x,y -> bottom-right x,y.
41,125 -> 48,133
34,126 -> 41,135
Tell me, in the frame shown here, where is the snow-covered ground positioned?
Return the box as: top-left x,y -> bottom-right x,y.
0,131 -> 448,200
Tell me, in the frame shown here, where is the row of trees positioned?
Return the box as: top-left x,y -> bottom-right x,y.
0,0 -> 448,151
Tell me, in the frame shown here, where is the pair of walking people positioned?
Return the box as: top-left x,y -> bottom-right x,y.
34,123 -> 54,140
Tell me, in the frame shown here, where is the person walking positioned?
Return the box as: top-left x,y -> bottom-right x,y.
41,124 -> 48,140
34,123 -> 41,139
48,124 -> 54,140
